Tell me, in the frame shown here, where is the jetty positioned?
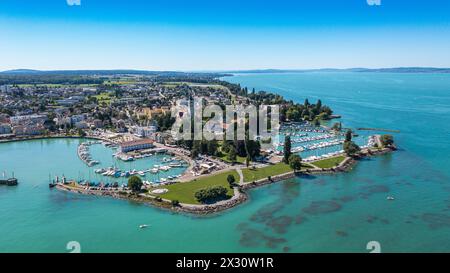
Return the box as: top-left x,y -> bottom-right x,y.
357,127 -> 400,133
77,141 -> 101,167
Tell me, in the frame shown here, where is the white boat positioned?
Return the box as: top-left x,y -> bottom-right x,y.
139,224 -> 149,229
387,196 -> 395,201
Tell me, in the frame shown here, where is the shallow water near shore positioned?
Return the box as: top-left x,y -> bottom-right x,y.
1,72 -> 450,252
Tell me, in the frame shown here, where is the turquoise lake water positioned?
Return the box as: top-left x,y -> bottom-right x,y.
1,72 -> 450,252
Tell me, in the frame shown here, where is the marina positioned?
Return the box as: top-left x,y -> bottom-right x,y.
77,141 -> 101,167
274,123 -> 374,162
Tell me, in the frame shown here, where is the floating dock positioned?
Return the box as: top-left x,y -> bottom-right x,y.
0,178 -> 18,186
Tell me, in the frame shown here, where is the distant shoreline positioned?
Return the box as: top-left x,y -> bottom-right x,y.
0,134 -> 103,144
2,67 -> 450,76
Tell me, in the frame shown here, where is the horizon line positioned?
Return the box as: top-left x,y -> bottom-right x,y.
2,66 -> 450,74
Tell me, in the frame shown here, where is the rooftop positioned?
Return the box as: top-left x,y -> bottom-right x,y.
119,139 -> 154,148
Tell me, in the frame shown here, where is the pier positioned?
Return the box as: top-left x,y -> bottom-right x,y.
77,141 -> 101,167
357,127 -> 400,133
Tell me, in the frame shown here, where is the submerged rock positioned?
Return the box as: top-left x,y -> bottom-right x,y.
266,216 -> 293,234
302,201 -> 342,215
421,213 -> 450,229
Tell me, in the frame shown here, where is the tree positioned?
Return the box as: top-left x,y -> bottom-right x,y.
245,139 -> 260,160
171,200 -> 180,207
315,99 -> 322,112
227,174 -> 236,187
313,117 -> 321,126
332,122 -> 342,132
77,128 -> 86,137
380,135 -> 394,147
222,141 -> 231,153
288,154 -> 302,171
245,155 -> 251,167
343,141 -> 361,157
283,136 -> 292,163
191,148 -> 199,159
227,147 -> 237,162
127,176 -> 143,192
345,129 -> 353,142
207,140 -> 218,156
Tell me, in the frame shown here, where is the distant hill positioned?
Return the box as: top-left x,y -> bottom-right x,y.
0,69 -> 173,76
1,67 -> 450,76
2,69 -> 43,74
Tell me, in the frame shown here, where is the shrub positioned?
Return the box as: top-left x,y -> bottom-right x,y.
195,186 -> 228,203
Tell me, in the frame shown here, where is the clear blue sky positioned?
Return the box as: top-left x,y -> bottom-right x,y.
0,0 -> 449,71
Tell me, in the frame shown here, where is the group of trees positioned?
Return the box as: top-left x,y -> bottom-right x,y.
154,112 -> 175,131
380,135 -> 395,147
194,186 -> 229,203
182,138 -> 261,162
219,80 -> 334,126
282,99 -> 333,124
222,139 -> 261,161
343,129 -> 361,157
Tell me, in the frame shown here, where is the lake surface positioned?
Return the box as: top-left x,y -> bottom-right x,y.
1,72 -> 450,252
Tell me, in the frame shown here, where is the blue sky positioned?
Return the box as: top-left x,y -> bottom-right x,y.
0,0 -> 449,71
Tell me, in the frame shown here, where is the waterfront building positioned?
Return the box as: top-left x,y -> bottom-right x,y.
12,124 -> 45,136
119,139 -> 155,153
0,124 -> 12,135
10,114 -> 47,126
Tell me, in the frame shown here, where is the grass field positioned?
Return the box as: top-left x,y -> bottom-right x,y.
242,163 -> 293,183
218,153 -> 246,164
94,92 -> 113,104
153,170 -> 238,204
311,155 -> 346,169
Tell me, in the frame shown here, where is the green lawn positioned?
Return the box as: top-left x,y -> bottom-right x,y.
218,153 -> 246,164
242,163 -> 293,183
93,92 -> 114,104
311,155 -> 346,169
153,170 -> 238,204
